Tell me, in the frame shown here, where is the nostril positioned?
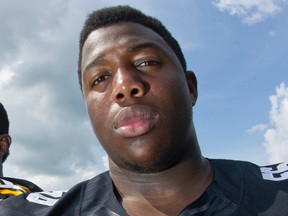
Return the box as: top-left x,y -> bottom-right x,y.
116,93 -> 124,99
131,88 -> 139,96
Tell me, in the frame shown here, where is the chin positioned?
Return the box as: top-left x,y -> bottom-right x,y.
121,152 -> 176,174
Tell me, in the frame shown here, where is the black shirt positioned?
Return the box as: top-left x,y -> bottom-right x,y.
0,159 -> 287,215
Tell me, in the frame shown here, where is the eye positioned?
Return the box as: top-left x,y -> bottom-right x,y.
137,60 -> 160,67
93,75 -> 109,86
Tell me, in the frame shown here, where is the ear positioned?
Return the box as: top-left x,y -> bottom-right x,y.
185,70 -> 198,106
0,134 -> 11,156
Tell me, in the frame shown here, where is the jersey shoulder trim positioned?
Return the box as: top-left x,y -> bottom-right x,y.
260,161 -> 288,181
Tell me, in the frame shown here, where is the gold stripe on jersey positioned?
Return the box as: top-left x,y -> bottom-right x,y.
0,188 -> 24,196
0,179 -> 27,197
0,177 -> 42,201
17,184 -> 31,192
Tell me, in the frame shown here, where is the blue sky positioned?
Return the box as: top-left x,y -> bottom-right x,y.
0,0 -> 287,190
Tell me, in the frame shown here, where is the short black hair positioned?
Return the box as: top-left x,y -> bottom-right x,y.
78,5 -> 187,89
0,103 -> 10,162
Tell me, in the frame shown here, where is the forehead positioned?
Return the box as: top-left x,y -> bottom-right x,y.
81,22 -> 172,72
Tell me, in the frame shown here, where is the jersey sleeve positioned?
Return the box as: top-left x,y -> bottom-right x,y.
0,177 -> 42,201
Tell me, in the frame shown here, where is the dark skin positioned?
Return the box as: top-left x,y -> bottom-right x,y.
81,22 -> 212,216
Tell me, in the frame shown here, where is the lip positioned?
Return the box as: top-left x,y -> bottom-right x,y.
113,105 -> 159,138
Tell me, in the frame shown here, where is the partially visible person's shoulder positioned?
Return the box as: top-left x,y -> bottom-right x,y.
25,170 -> 113,209
0,177 -> 42,201
0,171 -> 112,216
1,177 -> 43,192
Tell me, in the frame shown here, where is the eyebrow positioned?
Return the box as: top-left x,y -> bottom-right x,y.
127,42 -> 163,53
82,55 -> 105,75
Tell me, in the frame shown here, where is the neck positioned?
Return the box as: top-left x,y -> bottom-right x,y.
109,149 -> 212,215
0,162 -> 3,177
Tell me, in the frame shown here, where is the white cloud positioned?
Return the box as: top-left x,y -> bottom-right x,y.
263,82 -> 288,163
8,160 -> 100,191
212,0 -> 287,25
247,123 -> 268,133
0,60 -> 22,87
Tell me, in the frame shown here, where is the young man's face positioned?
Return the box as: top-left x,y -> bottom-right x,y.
81,22 -> 197,173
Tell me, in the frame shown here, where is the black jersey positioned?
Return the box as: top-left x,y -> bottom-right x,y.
0,177 -> 42,201
0,159 -> 287,215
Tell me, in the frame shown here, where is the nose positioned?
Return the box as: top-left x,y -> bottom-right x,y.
111,66 -> 146,104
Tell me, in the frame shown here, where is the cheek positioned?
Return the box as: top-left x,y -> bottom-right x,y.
85,92 -> 108,130
153,76 -> 191,107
